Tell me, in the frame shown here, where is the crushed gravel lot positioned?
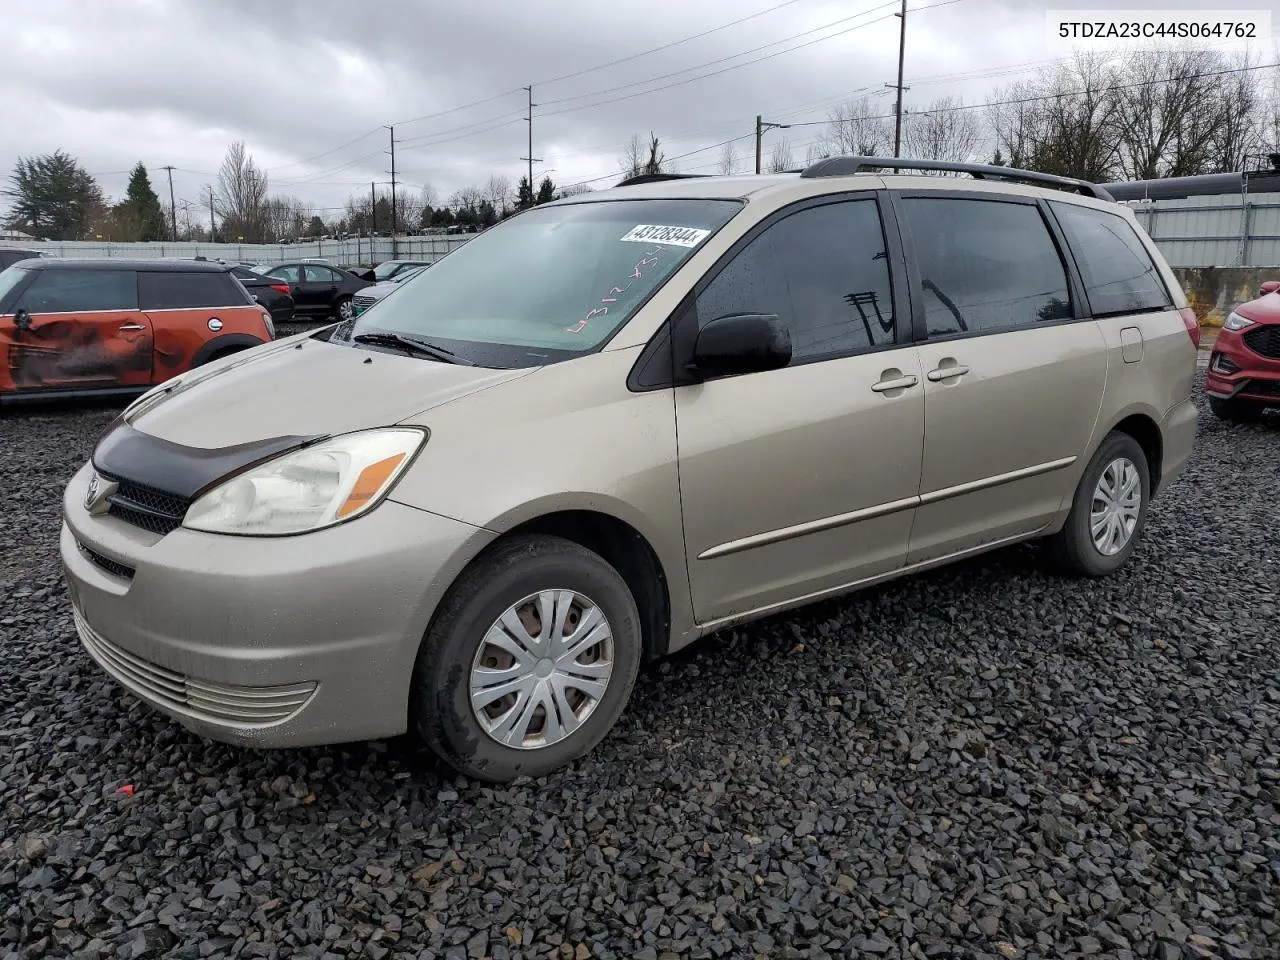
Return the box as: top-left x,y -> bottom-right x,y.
1,370 -> 1277,960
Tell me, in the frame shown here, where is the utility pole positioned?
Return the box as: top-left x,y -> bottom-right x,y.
890,0 -> 908,157
385,125 -> 398,242
207,186 -> 216,241
370,181 -> 377,236
161,165 -> 177,240
755,115 -> 791,174
520,85 -> 542,206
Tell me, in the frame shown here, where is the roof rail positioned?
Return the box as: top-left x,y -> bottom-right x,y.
616,173 -> 712,187
799,156 -> 1115,202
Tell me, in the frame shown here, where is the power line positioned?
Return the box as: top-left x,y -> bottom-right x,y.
534,0 -> 809,86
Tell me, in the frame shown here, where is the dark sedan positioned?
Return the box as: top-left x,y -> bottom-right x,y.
256,261 -> 372,321
0,248 -> 44,269
230,266 -> 295,324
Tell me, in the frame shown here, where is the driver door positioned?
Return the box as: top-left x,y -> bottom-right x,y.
1,267 -> 151,392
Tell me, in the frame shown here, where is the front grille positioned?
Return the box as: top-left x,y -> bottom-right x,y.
1242,325 -> 1280,359
77,540 -> 135,580
73,605 -> 318,726
352,294 -> 377,312
104,476 -> 190,535
1240,378 -> 1280,398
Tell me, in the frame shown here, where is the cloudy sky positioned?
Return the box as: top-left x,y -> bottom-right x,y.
5,0 -> 1277,222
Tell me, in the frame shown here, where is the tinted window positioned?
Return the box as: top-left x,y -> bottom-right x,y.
267,265 -> 301,283
1050,201 -> 1171,316
901,198 -> 1071,338
18,269 -> 138,313
139,271 -> 246,310
232,267 -> 263,281
304,264 -> 341,283
695,199 -> 895,363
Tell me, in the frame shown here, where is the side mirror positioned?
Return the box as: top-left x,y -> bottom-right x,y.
690,313 -> 792,379
13,308 -> 31,332
1260,280 -> 1280,296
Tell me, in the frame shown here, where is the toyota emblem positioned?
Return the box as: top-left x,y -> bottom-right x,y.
83,473 -> 118,515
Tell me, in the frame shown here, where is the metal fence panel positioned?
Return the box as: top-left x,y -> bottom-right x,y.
0,235 -> 472,264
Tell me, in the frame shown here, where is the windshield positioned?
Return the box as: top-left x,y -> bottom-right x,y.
394,266 -> 426,283
373,261 -> 405,280
343,198 -> 742,366
0,266 -> 29,308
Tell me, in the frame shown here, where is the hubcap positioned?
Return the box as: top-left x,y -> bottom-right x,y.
469,590 -> 614,750
1090,457 -> 1141,556
339,300 -> 353,319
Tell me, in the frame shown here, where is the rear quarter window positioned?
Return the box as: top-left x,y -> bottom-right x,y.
1049,201 -> 1172,317
140,271 -> 251,310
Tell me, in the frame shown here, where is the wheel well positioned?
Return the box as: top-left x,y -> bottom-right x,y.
503,511 -> 671,661
1110,413 -> 1163,493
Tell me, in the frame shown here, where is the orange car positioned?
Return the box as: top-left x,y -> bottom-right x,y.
0,258 -> 274,404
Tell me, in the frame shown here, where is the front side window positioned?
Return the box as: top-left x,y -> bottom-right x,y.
901,198 -> 1072,339
304,264 -> 341,283
140,271 -> 246,310
344,198 -> 742,367
1050,201 -> 1172,317
694,198 -> 896,364
17,269 -> 138,313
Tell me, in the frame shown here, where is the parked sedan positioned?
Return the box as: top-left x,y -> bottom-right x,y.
371,259 -> 432,282
229,266 -> 295,324
351,265 -> 427,318
256,261 -> 372,321
0,248 -> 45,269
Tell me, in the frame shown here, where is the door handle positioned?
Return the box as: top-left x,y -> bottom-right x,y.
871,374 -> 919,393
926,363 -> 970,382
118,323 -> 146,331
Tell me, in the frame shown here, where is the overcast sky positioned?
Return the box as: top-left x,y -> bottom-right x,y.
5,0 -> 1277,221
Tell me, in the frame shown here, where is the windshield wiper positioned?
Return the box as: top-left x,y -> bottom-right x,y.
352,331 -> 474,365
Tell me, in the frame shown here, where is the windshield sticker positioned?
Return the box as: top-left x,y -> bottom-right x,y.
620,224 -> 711,247
567,247 -> 664,334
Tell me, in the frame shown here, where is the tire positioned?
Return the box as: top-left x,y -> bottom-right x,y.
1046,431 -> 1150,578
335,296 -> 354,321
410,535 -> 642,782
1209,395 -> 1264,423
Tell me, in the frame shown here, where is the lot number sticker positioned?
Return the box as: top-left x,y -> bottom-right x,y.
620,224 -> 711,247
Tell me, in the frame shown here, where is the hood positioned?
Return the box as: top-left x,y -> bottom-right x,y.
1236,291 -> 1280,324
129,333 -> 533,448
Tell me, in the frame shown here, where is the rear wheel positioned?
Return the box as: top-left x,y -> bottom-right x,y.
411,535 -> 642,782
335,296 -> 354,321
1047,431 -> 1150,578
1209,395 -> 1264,423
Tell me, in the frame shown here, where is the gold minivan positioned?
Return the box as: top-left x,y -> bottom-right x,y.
61,158 -> 1199,781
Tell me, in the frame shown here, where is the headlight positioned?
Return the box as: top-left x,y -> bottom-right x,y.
183,428 -> 426,536
1224,311 -> 1255,331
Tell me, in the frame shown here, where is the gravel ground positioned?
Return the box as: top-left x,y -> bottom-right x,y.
1,372 -> 1277,960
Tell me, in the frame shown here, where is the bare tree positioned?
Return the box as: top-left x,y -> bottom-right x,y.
264,194 -> 307,241
619,132 -> 669,178
902,96 -> 983,165
717,140 -> 740,175
1114,48 -> 1228,179
805,142 -> 831,165
767,138 -> 794,173
558,183 -> 594,198
216,141 -> 269,242
484,175 -> 511,216
821,95 -> 892,156
394,189 -> 425,231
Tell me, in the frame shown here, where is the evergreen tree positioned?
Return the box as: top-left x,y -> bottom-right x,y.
121,162 -> 167,240
535,175 -> 556,204
3,151 -> 104,240
515,176 -> 534,209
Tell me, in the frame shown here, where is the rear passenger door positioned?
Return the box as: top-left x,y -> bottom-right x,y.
139,270 -> 248,381
674,194 -> 926,625
265,264 -> 304,309
893,192 -> 1108,565
300,264 -> 342,315
2,268 -> 151,391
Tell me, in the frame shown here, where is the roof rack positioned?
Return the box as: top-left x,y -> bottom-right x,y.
799,156 -> 1115,202
616,173 -> 712,187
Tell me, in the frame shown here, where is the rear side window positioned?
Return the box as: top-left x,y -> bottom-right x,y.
1050,201 -> 1171,317
139,271 -> 248,310
304,264 -> 342,283
18,269 -> 138,313
266,265 -> 301,283
900,198 -> 1072,339
695,198 -> 896,363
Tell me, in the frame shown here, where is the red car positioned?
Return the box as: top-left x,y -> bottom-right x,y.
1205,279 -> 1280,421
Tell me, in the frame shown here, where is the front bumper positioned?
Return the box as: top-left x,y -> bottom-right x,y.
61,460 -> 494,747
1205,327 -> 1280,404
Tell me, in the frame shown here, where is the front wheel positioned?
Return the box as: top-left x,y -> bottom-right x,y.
411,535 -> 642,782
1046,431 -> 1150,578
335,296 -> 354,321
1209,395 -> 1264,423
